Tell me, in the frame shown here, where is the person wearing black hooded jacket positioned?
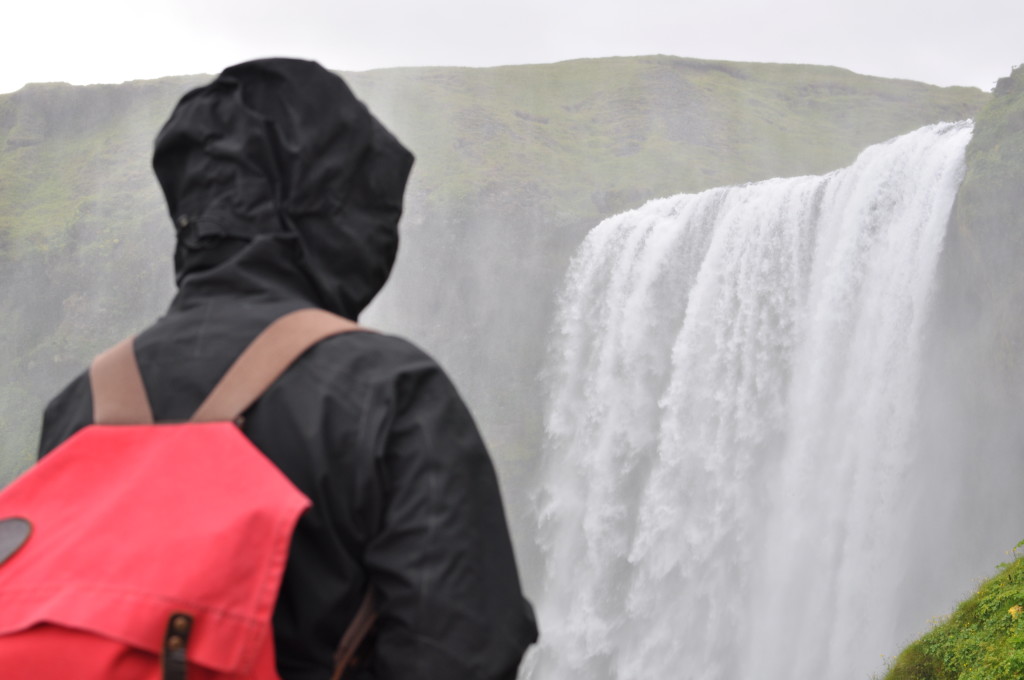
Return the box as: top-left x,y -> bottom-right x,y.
36,59 -> 537,680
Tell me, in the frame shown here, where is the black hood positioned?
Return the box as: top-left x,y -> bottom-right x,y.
153,58 -> 414,317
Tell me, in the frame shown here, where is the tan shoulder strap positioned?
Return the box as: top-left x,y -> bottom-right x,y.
90,337 -> 155,425
191,308 -> 362,422
90,308 -> 362,425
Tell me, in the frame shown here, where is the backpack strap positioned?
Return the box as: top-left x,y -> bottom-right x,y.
332,589 -> 378,679
90,337 -> 155,425
190,308 -> 361,422
90,308 -> 362,425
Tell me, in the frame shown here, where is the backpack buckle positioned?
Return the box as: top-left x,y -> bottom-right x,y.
162,612 -> 194,680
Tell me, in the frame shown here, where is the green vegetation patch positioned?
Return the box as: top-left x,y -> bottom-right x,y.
884,545 -> 1024,680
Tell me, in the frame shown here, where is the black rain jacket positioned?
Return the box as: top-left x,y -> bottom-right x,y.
37,59 -> 537,680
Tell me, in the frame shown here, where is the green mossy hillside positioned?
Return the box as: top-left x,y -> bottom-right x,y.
0,56 -> 992,490
343,55 -> 987,231
884,546 -> 1024,680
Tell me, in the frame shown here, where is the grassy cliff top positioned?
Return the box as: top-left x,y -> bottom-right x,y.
342,55 -> 988,224
0,55 -> 988,256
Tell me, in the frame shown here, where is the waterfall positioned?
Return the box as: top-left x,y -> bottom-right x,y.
528,121 -> 974,680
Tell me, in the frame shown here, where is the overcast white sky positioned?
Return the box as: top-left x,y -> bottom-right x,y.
1,0 -> 1020,95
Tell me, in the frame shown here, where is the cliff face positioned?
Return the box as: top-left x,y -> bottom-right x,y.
927,63 -> 1024,512
0,57 -> 990,487
941,64 -> 1024,383
881,65 -> 1024,679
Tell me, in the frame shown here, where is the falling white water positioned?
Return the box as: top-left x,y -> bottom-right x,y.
528,121 -> 974,680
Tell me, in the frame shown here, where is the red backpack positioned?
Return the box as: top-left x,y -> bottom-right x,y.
0,308 -> 375,680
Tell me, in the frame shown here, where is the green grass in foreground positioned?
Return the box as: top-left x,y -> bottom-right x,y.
884,542 -> 1024,680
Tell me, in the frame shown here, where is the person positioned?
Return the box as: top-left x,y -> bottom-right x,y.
36,58 -> 537,680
